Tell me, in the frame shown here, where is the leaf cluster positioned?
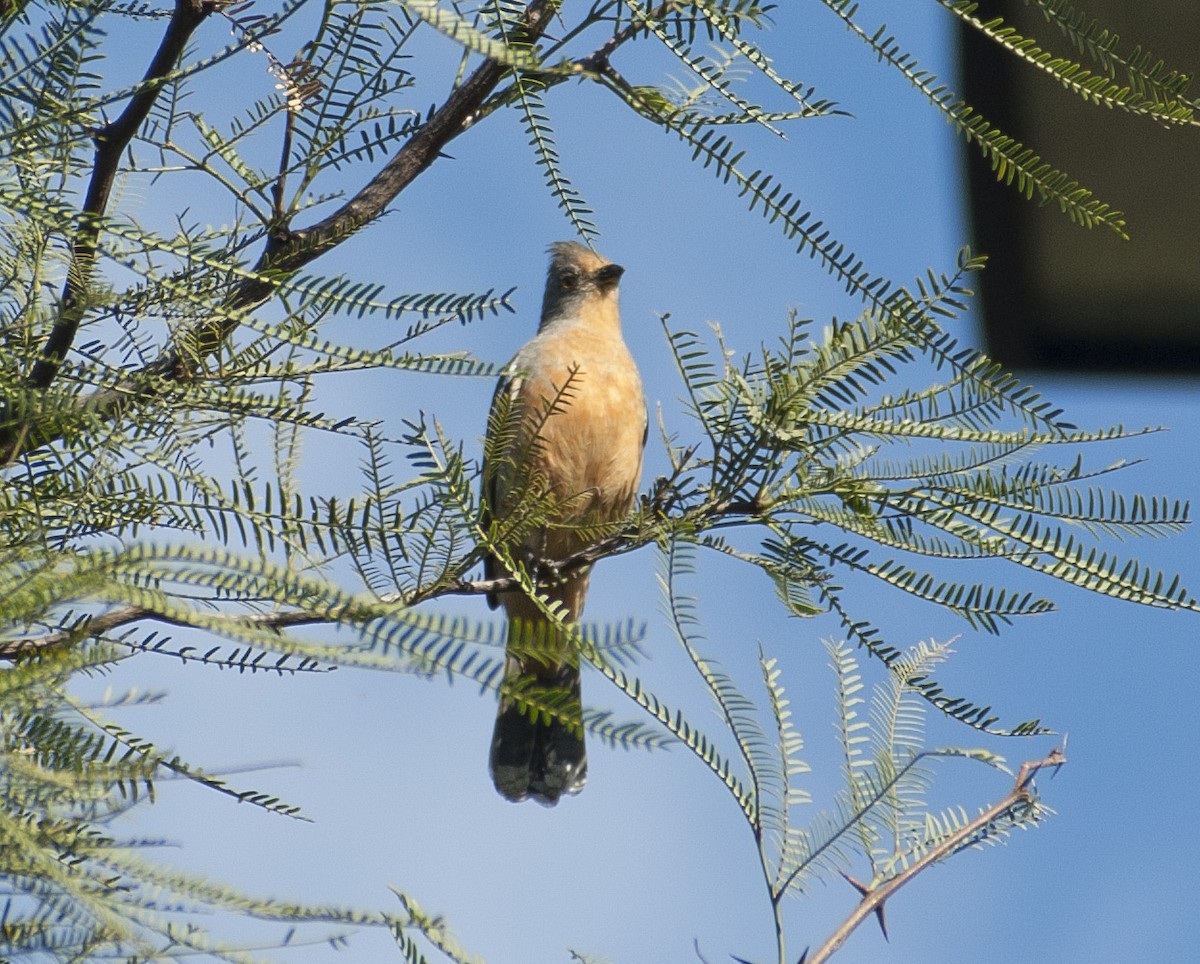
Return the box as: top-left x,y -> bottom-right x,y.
652,543 -> 1052,963
648,252 -> 1192,733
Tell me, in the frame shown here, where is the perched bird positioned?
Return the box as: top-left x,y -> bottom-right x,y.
482,242 -> 647,805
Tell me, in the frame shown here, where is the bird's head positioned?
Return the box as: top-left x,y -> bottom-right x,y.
540,241 -> 624,327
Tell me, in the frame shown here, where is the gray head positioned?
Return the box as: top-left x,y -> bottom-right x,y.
540,241 -> 625,326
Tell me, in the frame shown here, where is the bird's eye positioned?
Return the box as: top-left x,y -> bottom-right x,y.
559,269 -> 578,290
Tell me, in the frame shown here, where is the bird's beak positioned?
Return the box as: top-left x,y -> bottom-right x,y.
596,263 -> 625,287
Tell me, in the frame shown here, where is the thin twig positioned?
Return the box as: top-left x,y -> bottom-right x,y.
0,602 -> 336,660
270,104 -> 296,225
0,453 -> 751,662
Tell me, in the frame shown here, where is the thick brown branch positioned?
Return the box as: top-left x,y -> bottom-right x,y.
27,0 -> 215,390
0,0 -> 561,464
167,0 -> 562,359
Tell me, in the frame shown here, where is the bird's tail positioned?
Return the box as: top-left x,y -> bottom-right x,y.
489,621 -> 586,806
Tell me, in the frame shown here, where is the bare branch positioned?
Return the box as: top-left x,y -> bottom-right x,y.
806,748 -> 1067,964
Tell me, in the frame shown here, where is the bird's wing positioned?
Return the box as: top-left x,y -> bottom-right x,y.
481,364 -> 523,609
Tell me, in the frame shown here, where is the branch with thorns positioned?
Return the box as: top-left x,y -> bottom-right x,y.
804,747 -> 1067,964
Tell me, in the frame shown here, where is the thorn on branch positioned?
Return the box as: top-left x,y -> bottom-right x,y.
839,871 -> 888,941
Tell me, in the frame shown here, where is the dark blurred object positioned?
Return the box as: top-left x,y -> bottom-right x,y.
959,1 -> 1200,372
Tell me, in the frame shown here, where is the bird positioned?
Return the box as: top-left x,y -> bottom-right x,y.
482,242 -> 647,805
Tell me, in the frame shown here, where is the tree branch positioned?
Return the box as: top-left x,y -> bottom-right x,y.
0,597 -> 378,662
27,0 -> 215,390
0,452 -> 758,662
166,0 -> 563,361
806,748 -> 1067,964
0,0 -> 561,463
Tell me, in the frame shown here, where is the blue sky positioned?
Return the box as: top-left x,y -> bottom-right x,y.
75,2 -> 1199,962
